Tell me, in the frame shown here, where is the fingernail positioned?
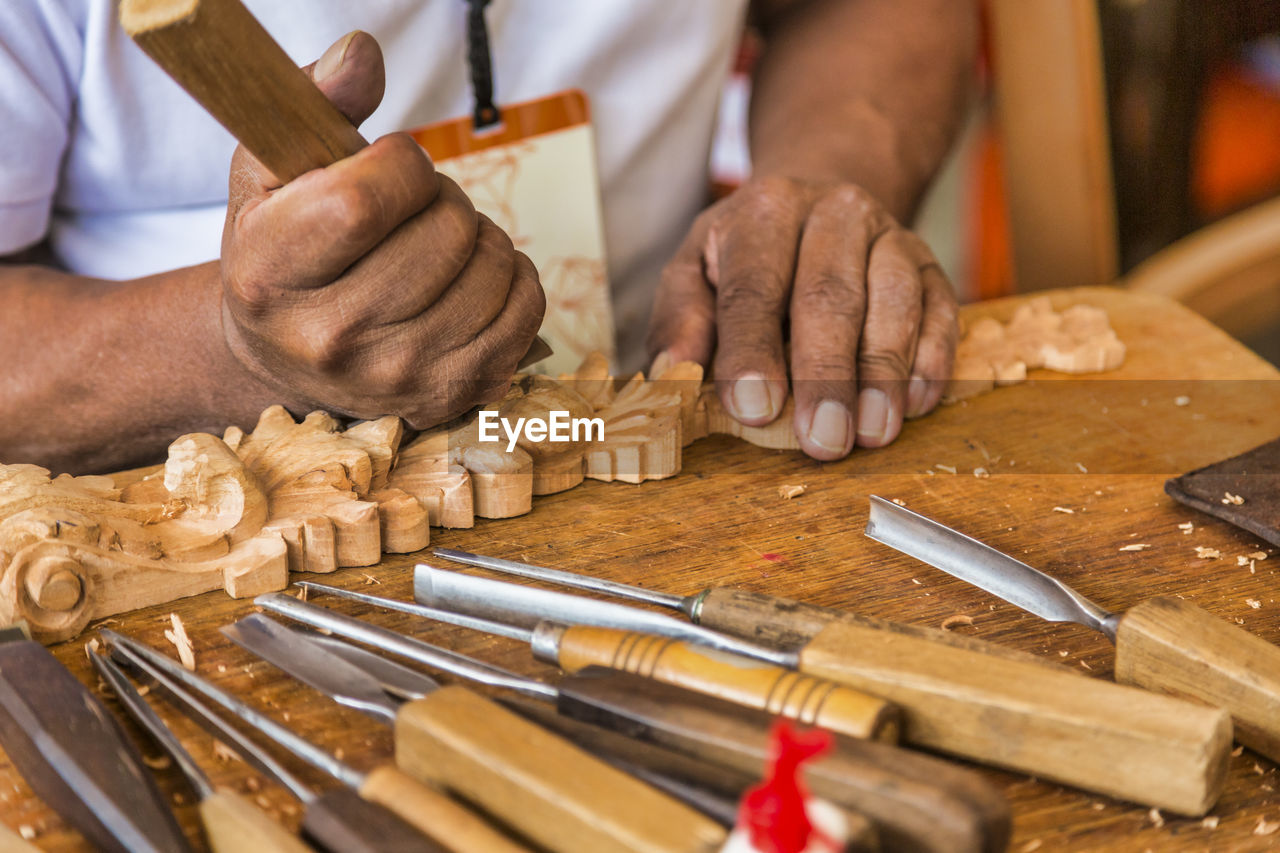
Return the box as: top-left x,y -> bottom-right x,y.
906,376 -> 928,418
808,400 -> 851,454
856,389 -> 891,444
316,31 -> 358,82
731,373 -> 776,420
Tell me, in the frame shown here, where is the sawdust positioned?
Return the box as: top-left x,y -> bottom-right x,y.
1075,462 -> 1088,473
1178,522 -> 1194,535
142,753 -> 171,770
1119,544 -> 1151,552
941,614 -> 975,631
18,825 -> 34,841
777,484 -> 806,499
1201,816 -> 1219,830
362,574 -> 381,585
1149,808 -> 1165,828
212,741 -> 240,763
935,464 -> 957,475
1223,492 -> 1245,505
1254,817 -> 1280,836
1174,396 -> 1191,407
973,467 -> 990,479
1247,599 -> 1262,610
163,613 -> 195,670
891,498 -> 906,506
1195,547 -> 1221,560
1052,507 -> 1075,514
1249,551 -> 1269,561
1018,841 -> 1042,852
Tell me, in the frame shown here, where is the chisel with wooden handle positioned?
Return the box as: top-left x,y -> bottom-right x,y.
433,548 -> 1061,667
416,563 -> 1233,815
89,649 -> 311,853
865,495 -> 1280,763
101,630 -> 456,853
298,580 -> 900,743
118,0 -> 552,367
226,609 -> 727,853
252,597 -> 1011,853
0,627 -> 189,853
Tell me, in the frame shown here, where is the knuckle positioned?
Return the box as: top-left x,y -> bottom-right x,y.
872,266 -> 921,298
719,271 -> 788,317
859,347 -> 914,379
793,274 -> 866,320
324,179 -> 384,239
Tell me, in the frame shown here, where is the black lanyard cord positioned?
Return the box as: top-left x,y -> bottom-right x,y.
465,0 -> 500,129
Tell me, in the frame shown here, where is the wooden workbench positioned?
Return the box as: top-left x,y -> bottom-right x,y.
3,287 -> 1279,851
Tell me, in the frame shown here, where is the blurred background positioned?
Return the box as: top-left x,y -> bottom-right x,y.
712,0 -> 1280,366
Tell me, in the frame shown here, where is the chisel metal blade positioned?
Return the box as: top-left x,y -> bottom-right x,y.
865,496 -> 1121,638
221,615 -> 405,722
281,624 -> 441,700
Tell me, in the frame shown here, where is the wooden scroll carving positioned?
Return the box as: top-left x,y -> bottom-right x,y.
0,300 -> 1123,641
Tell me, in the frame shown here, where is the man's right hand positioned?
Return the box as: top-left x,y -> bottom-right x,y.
219,31 -> 545,428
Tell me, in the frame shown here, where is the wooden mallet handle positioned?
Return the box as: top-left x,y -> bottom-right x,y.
120,0 -> 366,182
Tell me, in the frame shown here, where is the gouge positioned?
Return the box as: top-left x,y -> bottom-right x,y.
433,548 -> 1058,666
89,650 -> 311,853
102,630 -> 450,853
0,627 -> 189,853
866,495 -> 1280,764
230,608 -> 727,853
118,0 -> 552,368
298,580 -> 900,743
254,596 -> 1011,853
416,564 -> 1233,815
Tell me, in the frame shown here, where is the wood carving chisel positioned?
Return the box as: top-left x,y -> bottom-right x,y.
253,595 -> 1011,853
0,627 -> 189,853
865,494 -> 1280,763
118,0 -> 552,368
101,629 -> 454,853
415,563 -> 1232,815
270,622 -> 882,849
297,579 -> 900,743
433,547 -> 1057,666
226,609 -> 727,853
89,649 -> 311,853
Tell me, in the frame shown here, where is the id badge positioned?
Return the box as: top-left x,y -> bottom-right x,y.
411,90 -> 615,374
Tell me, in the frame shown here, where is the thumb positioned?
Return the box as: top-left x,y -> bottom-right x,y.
305,30 -> 386,128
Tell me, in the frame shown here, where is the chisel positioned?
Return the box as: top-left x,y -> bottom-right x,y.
433,547 -> 1056,665
297,580 -> 899,743
262,621 -> 883,851
865,494 -> 1280,763
102,629 -> 454,853
89,649 -> 311,853
0,627 -> 189,853
253,596 -> 1011,853
118,0 -> 552,367
415,563 -> 1232,815
228,607 -> 727,853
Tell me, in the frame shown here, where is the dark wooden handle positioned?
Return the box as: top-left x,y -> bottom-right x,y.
699,587 -> 1059,667
302,788 -> 445,853
1118,596 -> 1280,763
557,666 -> 1009,853
0,641 -> 190,853
119,0 -> 367,182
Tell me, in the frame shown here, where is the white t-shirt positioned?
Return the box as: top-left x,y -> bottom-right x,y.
0,0 -> 747,368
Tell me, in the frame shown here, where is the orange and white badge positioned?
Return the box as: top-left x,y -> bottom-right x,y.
411,90 -> 614,374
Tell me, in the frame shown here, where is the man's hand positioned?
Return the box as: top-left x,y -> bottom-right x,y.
648,176 -> 958,461
221,32 -> 544,428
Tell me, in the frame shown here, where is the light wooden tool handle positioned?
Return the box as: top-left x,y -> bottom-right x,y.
1117,595 -> 1280,763
554,626 -> 899,743
798,620 -> 1233,815
394,685 -> 726,853
0,823 -> 41,852
199,790 -> 312,853
119,0 -> 367,181
304,788 -> 446,853
698,587 -> 1063,668
360,765 -> 531,853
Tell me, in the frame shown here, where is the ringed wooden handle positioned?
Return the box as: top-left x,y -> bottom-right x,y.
359,765 -> 531,853
119,0 -> 367,182
199,790 -> 312,853
1117,595 -> 1280,763
303,788 -> 445,853
394,685 -> 726,853
798,620 -> 1232,815
554,626 -> 898,743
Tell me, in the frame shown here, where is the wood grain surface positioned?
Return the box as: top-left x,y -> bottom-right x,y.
2,288 -> 1279,851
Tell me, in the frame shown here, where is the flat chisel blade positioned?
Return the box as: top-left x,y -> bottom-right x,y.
865,496 -> 1120,638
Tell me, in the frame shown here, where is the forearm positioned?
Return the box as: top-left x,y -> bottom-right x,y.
748,0 -> 976,220
0,262 -> 278,473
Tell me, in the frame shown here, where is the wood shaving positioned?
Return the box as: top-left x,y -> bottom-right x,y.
1149,808 -> 1164,828
935,464 -> 957,475
1195,547 -> 1221,560
212,741 -> 240,763
83,637 -> 100,663
1223,492 -> 1245,505
1080,660 -> 1092,670
1255,762 -> 1268,775
1234,746 -> 1245,757
973,467 -> 990,479
1201,816 -> 1219,829
1174,395 -> 1191,407
1248,599 -> 1262,610
142,753 -> 171,770
1178,522 -> 1194,534
891,498 -> 906,506
1119,544 -> 1151,552
1059,650 -> 1069,657
1052,506 -> 1075,514
911,578 -> 922,585
18,825 -> 34,841
362,574 -> 381,585
1075,462 -> 1088,473
163,613 -> 195,671
1239,556 -> 1253,566
1019,840 -> 1042,852
1249,551 -> 1269,561
777,484 -> 806,499
1255,817 -> 1280,836
941,614 -> 975,631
